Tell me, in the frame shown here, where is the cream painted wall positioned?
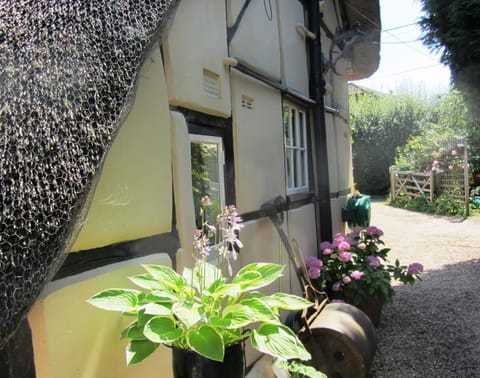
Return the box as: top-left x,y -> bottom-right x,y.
70,47 -> 172,252
238,217 -> 290,366
325,113 -> 340,194
29,254 -> 173,378
227,0 -> 282,81
163,0 -> 231,118
277,0 -> 309,95
231,70 -> 286,213
286,204 -> 318,296
169,111 -> 196,272
330,196 -> 347,235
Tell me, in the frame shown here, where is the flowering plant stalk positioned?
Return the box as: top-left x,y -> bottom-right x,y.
88,198 -> 312,366
306,226 -> 423,309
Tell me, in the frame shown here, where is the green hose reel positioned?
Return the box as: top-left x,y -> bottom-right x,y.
342,194 -> 371,229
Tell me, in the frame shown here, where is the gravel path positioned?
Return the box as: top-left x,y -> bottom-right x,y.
369,200 -> 480,378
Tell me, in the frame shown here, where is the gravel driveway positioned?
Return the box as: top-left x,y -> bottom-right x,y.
369,199 -> 480,378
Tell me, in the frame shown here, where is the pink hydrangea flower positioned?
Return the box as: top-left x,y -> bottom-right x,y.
407,262 -> 424,275
323,248 -> 333,255
338,251 -> 352,262
351,270 -> 364,280
337,241 -> 351,252
368,255 -> 381,268
342,276 -> 351,284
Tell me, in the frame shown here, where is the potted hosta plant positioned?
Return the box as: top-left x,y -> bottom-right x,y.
306,226 -> 423,326
88,198 -> 313,377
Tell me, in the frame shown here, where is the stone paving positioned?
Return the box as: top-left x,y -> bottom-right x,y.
369,199 -> 480,378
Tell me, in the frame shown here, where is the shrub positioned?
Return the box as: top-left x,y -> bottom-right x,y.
350,93 -> 427,194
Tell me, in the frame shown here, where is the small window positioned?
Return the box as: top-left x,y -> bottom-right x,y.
190,135 -> 225,227
284,102 -> 309,194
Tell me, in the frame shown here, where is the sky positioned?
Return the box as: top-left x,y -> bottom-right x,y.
351,0 -> 452,95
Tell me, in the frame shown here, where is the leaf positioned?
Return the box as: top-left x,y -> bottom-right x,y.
187,325 -> 224,362
142,264 -> 187,291
129,274 -> 167,290
231,271 -> 262,289
126,340 -> 159,366
144,303 -> 172,316
261,293 -> 313,310
172,301 -> 202,328
208,282 -> 241,298
239,298 -> 279,323
87,289 -> 141,312
251,324 -> 311,361
233,263 -> 284,291
214,305 -> 253,329
144,316 -> 184,343
145,290 -> 179,303
121,322 -> 147,341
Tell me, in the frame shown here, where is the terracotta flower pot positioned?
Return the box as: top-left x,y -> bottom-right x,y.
358,297 -> 384,328
172,343 -> 245,378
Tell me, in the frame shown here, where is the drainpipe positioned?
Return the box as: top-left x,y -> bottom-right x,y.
307,0 -> 333,242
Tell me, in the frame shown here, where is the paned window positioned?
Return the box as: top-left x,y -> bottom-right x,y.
283,102 -> 309,194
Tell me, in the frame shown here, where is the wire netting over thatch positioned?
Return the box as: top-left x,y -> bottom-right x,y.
0,0 -> 178,347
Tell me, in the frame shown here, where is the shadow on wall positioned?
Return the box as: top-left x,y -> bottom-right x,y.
371,258 -> 480,378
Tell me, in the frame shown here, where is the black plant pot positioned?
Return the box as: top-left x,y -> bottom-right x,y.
172,343 -> 245,378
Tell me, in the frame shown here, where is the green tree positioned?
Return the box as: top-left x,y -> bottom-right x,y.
419,0 -> 480,116
395,90 -> 480,178
350,93 -> 427,194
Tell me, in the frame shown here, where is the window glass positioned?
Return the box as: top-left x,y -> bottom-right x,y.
190,135 -> 225,228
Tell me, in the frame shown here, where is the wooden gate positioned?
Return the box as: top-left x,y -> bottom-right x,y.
389,166 -> 435,202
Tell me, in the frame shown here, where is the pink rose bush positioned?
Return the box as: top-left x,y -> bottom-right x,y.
306,226 -> 423,309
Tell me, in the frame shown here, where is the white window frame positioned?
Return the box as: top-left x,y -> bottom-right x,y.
189,134 -> 226,211
283,102 -> 309,194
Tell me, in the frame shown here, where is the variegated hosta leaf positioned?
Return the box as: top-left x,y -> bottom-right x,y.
143,316 -> 184,343
251,323 -> 311,361
126,340 -> 159,366
87,289 -> 142,312
142,264 -> 187,291
128,273 -> 167,290
187,325 -> 224,362
172,301 -> 202,329
233,263 -> 284,291
261,292 -> 313,310
239,298 -> 279,323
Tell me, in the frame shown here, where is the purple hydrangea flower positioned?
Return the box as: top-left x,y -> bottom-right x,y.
320,241 -> 332,250
407,262 -> 424,275
308,266 -> 321,279
332,282 -> 341,292
366,226 -> 384,237
306,256 -> 323,269
368,255 -> 381,268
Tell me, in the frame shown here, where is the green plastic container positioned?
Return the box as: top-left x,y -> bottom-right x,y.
345,194 -> 371,229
